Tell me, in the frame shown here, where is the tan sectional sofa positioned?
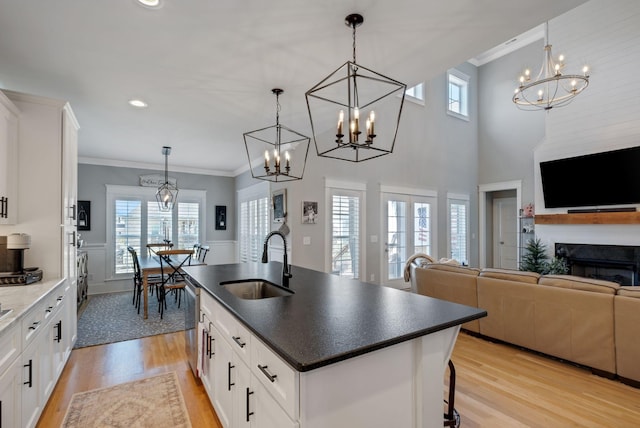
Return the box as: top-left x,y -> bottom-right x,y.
615,286 -> 640,385
409,261 -> 639,386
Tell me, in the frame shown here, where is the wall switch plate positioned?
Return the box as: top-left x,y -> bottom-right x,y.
370,235 -> 378,243
303,236 -> 311,245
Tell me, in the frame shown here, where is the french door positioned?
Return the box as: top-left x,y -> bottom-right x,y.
382,192 -> 435,289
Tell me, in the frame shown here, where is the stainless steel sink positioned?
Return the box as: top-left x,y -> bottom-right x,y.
220,280 -> 293,300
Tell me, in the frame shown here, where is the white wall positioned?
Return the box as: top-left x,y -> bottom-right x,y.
534,0 -> 640,252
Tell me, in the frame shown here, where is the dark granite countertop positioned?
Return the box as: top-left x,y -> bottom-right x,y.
183,262 -> 486,372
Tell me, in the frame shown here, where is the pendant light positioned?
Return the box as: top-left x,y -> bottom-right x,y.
513,22 -> 589,110
156,146 -> 178,211
243,88 -> 311,182
305,13 -> 407,162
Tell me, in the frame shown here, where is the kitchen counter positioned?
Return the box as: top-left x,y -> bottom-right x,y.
0,278 -> 65,334
183,262 -> 486,372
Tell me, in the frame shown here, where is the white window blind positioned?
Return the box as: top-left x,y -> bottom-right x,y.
238,182 -> 270,264
178,202 -> 200,249
107,185 -> 205,279
331,194 -> 360,279
147,201 -> 172,244
115,199 -> 141,274
449,198 -> 469,265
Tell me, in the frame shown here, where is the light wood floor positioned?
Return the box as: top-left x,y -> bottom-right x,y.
39,331 -> 640,427
37,331 -> 221,428
448,333 -> 640,427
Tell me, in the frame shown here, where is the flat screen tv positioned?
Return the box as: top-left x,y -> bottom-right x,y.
540,145 -> 640,209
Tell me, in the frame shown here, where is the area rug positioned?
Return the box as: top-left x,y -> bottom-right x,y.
62,371 -> 191,428
74,291 -> 185,348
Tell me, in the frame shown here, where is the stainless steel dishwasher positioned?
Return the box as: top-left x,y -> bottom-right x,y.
184,275 -> 200,377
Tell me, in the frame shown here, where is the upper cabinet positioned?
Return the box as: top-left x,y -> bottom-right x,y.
2,90 -> 80,282
0,91 -> 20,224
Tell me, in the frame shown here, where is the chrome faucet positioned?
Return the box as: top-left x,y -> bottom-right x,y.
261,231 -> 292,288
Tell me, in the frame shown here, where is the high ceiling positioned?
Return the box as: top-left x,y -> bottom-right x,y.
0,0 -> 587,176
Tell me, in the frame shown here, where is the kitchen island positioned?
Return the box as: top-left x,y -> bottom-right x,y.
183,262 -> 486,428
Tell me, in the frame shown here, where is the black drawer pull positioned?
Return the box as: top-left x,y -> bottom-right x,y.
55,320 -> 63,342
208,335 -> 215,358
28,321 -> 40,330
232,336 -> 246,348
24,359 -> 33,387
257,364 -> 277,382
246,388 -> 254,422
228,363 -> 235,391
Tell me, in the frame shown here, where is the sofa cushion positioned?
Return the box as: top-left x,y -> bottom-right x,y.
539,275 -> 619,295
413,263 -> 480,333
618,286 -> 640,298
615,294 -> 640,382
479,268 -> 540,284
424,263 -> 480,276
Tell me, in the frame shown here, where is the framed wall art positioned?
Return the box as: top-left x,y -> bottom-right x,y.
215,205 -> 227,230
302,201 -> 318,224
272,189 -> 287,223
77,200 -> 91,231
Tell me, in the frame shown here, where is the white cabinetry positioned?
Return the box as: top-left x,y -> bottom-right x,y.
200,292 -> 297,428
0,280 -> 75,428
0,324 -> 21,428
199,290 -> 458,428
0,91 -> 19,224
2,90 -> 79,289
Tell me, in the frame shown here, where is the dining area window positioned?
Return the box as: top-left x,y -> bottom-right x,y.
107,185 -> 206,279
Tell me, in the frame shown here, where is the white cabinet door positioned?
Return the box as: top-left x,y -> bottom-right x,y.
253,381 -> 299,428
233,357 -> 252,428
21,335 -> 46,428
200,316 -> 216,400
213,327 -> 233,428
0,357 -> 22,428
64,280 -> 78,355
0,91 -> 19,224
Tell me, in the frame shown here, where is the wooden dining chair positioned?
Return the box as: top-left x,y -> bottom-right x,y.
198,245 -> 210,263
156,249 -> 193,319
127,246 -> 163,314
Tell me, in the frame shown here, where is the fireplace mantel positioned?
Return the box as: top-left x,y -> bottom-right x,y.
535,211 -> 640,225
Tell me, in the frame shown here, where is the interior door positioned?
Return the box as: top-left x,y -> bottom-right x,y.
492,197 -> 517,269
382,193 -> 433,289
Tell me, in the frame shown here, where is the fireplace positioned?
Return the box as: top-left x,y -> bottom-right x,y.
555,243 -> 640,286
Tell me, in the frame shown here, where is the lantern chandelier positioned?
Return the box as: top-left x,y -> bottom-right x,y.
513,22 -> 589,111
305,13 -> 406,162
156,146 -> 178,211
244,88 -> 311,182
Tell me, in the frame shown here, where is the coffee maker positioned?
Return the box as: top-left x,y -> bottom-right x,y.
0,233 -> 43,285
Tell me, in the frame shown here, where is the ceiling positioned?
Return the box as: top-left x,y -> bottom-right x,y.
0,0 -> 587,176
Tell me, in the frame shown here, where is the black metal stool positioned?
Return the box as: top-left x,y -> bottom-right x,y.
444,360 -> 460,427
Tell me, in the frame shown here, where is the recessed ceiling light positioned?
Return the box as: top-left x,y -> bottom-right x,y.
136,0 -> 162,9
128,99 -> 148,108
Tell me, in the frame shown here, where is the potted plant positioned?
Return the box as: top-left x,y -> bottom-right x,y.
520,238 -> 568,275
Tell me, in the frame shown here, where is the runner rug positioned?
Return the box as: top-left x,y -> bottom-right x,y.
61,371 -> 191,428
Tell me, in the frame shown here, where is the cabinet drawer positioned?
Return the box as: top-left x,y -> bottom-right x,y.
211,298 -> 251,365
0,323 -> 20,376
251,335 -> 299,420
21,301 -> 46,346
200,290 -> 216,321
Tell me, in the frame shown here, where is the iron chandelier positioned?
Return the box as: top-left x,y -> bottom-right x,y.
156,146 -> 178,211
305,13 -> 407,162
244,88 -> 311,182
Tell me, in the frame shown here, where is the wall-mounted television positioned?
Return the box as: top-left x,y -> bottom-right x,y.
540,145 -> 640,209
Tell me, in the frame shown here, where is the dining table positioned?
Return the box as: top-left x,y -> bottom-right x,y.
138,253 -> 205,319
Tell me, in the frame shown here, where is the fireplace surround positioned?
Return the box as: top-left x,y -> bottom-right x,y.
555,243 -> 640,286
